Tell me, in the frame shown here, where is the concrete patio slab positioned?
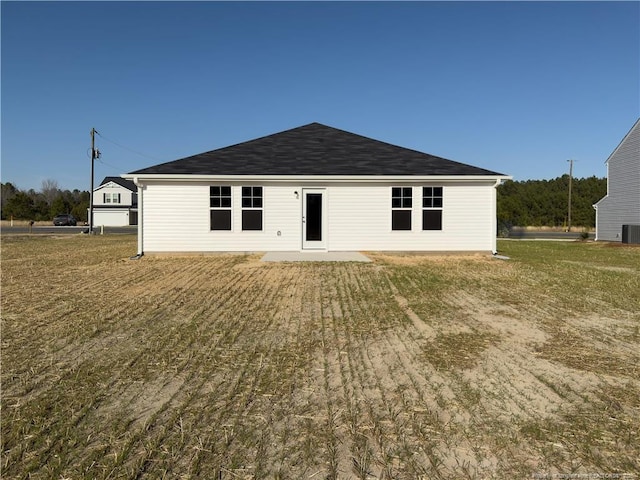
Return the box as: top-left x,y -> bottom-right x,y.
261,251 -> 372,263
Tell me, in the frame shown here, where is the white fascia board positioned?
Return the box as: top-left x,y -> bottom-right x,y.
122,174 -> 512,184
95,181 -> 135,192
604,117 -> 640,165
94,181 -> 118,191
593,194 -> 608,207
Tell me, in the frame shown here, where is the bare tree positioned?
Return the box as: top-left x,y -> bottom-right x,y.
41,179 -> 59,206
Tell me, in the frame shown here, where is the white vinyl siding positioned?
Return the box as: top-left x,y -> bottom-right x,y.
139,181 -> 498,253
94,183 -> 135,207
328,183 -> 495,251
142,183 -> 301,252
595,120 -> 640,242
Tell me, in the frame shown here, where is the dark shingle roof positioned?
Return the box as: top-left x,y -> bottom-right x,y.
100,176 -> 137,191
128,123 -> 505,176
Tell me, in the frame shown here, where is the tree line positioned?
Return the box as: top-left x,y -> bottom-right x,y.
1,180 -> 90,222
497,175 -> 606,229
1,175 -> 607,228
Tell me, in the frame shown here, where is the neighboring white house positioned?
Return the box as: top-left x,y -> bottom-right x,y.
122,123 -> 510,255
594,118 -> 640,242
91,177 -> 138,227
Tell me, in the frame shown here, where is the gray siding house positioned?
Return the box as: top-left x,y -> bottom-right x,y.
594,119 -> 640,242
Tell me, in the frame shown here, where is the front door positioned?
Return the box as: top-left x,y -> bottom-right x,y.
302,189 -> 326,250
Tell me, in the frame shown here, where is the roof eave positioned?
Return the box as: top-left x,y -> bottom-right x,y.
94,181 -> 136,192
604,117 -> 640,165
122,173 -> 512,184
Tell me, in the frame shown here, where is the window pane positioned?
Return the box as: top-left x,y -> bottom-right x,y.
392,198 -> 401,208
242,186 -> 251,197
242,210 -> 263,230
423,186 -> 443,209
211,210 -> 231,230
392,210 -> 411,230
221,198 -> 231,208
253,186 -> 262,197
306,193 -> 322,241
403,187 -> 412,198
423,210 -> 442,230
242,198 -> 252,208
211,186 -> 220,196
392,187 -> 401,198
211,198 -> 221,208
221,186 -> 231,196
254,198 -> 262,208
403,198 -> 412,208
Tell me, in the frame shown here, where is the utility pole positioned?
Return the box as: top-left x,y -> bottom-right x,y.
89,128 -> 100,234
567,159 -> 574,232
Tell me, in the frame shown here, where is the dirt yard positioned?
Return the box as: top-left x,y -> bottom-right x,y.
1,236 -> 639,479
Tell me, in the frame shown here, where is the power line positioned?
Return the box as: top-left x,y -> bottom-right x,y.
95,131 -> 164,162
96,156 -> 128,172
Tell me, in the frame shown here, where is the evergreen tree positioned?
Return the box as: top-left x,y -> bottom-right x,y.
497,176 -> 606,228
1,181 -> 90,221
1,183 -> 18,219
2,192 -> 36,219
49,194 -> 72,218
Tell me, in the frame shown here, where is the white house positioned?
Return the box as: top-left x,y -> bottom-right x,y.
122,123 -> 510,255
91,177 -> 138,227
594,119 -> 640,242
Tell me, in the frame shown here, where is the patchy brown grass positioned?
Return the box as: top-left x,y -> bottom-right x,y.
421,331 -> 501,371
1,236 -> 639,479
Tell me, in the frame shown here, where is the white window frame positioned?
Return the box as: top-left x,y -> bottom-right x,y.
210,186 -> 232,231
422,186 -> 443,231
391,186 -> 413,231
241,186 -> 263,231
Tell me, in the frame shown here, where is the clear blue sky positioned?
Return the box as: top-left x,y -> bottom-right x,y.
2,1 -> 638,191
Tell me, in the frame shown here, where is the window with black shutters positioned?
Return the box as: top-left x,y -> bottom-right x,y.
103,193 -> 121,204
210,186 -> 232,230
242,186 -> 263,231
422,186 -> 443,230
392,187 -> 412,231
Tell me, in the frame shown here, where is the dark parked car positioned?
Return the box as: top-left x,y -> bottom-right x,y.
53,214 -> 77,226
